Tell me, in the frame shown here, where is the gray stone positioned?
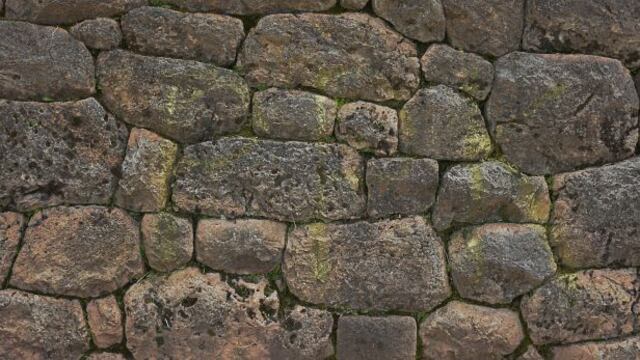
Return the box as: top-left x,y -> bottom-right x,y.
5,0 -> 146,24
70,18 -> 122,50
449,223 -> 557,304
0,98 -> 128,212
172,138 -> 366,222
341,0 -> 368,10
335,101 -> 398,156
432,161 -> 550,230
196,218 -> 286,274
420,44 -> 494,100
238,13 -> 420,102
141,213 -> 193,272
366,158 -> 439,218
97,50 -> 250,144
0,21 -> 95,101
552,336 -> 640,360
337,316 -> 416,360
162,0 -> 336,14
372,0 -> 445,42
486,52 -> 639,175
252,88 -> 336,141
283,217 -> 450,312
399,85 -> 492,160
121,6 -> 244,66
0,212 -> 25,286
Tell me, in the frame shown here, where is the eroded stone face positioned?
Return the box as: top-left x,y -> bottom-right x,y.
70,18 -> 122,50
238,13 -> 420,102
0,98 -> 128,212
125,268 -> 334,359
337,316 -> 417,360
10,206 -> 145,298
5,0 -> 146,24
486,52 -> 639,175
518,346 -> 544,360
172,138 -> 366,222
372,0 -> 445,42
283,217 -> 450,312
141,213 -> 193,273
162,0 -> 337,14
0,212 -> 25,286
97,50 -> 250,144
336,101 -> 398,156
87,354 -> 127,360
551,336 -> 640,360
521,269 -> 639,345
87,296 -> 123,349
341,0 -> 368,9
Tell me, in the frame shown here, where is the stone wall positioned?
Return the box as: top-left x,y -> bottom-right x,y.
1,1 -> 640,359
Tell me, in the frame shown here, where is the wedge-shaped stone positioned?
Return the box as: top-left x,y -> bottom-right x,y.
372,0 -> 445,42
337,316 -> 416,360
87,296 -> 123,349
519,346 -> 544,360
0,212 -> 25,285
552,336 -> 640,360
162,0 -> 336,14
238,13 -> 420,102
341,0 -> 368,9
5,0 -> 146,24
97,50 -> 250,144
70,18 -> 122,50
0,98 -> 128,212
172,138 -> 365,221
141,213 -> 193,273
10,206 -> 145,298
283,217 -> 450,311
486,52 -> 639,175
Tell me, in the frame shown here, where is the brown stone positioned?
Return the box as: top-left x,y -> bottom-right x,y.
141,213 -> 193,273
341,0 -> 368,10
518,346 -> 544,360
0,212 -> 25,286
162,0 -> 336,14
196,218 -> 286,274
87,353 -> 127,360
10,206 -> 145,298
70,18 -> 122,50
87,296 -> 123,349
5,0 -> 146,24
552,336 -> 640,360
337,316 -> 416,360
372,0 -> 445,42
335,101 -> 398,156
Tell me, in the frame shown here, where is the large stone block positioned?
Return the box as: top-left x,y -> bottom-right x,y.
5,0 -> 146,24
337,316 -> 416,360
372,0 -> 445,42
161,0 -> 336,14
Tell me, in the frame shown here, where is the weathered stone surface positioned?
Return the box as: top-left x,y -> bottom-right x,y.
252,88 -> 336,141
552,336 -> 640,360
336,101 -> 398,156
550,157 -> 640,268
97,50 -> 250,144
238,13 -> 420,102
486,52 -> 639,175
441,0 -> 524,57
114,128 -> 178,212
0,290 -> 90,359
10,206 -> 145,298
372,0 -> 445,42
419,301 -> 524,360
399,85 -> 492,160
0,212 -> 24,286
420,44 -> 494,100
341,0 -> 368,10
87,353 -> 127,360
366,158 -> 439,217
0,98 -> 128,212
337,316 -> 416,360
0,21 -> 95,101
87,296 -> 123,349
521,269 -> 639,345
284,217 -> 450,311
449,223 -> 556,304
5,0 -> 146,24
524,0 -> 640,70
121,7 -> 244,66
196,219 -> 286,275
70,18 -> 122,50
141,213 -> 193,273
432,161 -> 550,230
172,138 -> 365,222
163,0 -> 336,14
518,346 -> 544,360
125,267 -> 334,359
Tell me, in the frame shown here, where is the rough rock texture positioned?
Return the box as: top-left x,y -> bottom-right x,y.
518,346 -> 544,360
521,269 -> 639,345
97,50 -> 250,144
0,290 -> 90,359
486,52 -> 639,175
551,336 -> 640,360
252,88 -> 336,142
124,267 -> 334,359
162,0 -> 337,14
238,13 -> 420,102
141,213 -> 193,273
335,101 -> 398,156
114,128 -> 178,212
449,223 -> 556,304
0,98 -> 128,212
0,21 -> 95,101
87,354 -> 127,360
196,218 -> 287,274
420,44 -> 494,100
372,0 -> 445,42
366,158 -> 439,218
5,0 -> 146,24
399,85 -> 492,160
432,161 -> 550,230
524,0 -> 640,70
341,0 -> 368,10
87,296 -> 123,349
10,206 -> 145,298
550,157 -> 640,268
121,7 -> 245,66
70,18 -> 122,50
419,301 -> 524,360
172,138 -> 365,222
284,217 -> 450,312
0,212 -> 25,285
441,0 -> 524,57
337,316 -> 416,360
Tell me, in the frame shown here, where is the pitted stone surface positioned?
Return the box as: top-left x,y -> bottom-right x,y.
87,296 -> 123,349
0,212 -> 25,285
238,13 -> 420,102
162,0 -> 337,14
172,138 -> 366,222
551,336 -> 640,360
372,0 -> 445,42
337,316 -> 416,360
336,101 -> 398,156
283,217 -> 450,312
341,0 -> 368,10
141,213 -> 193,273
5,0 -> 146,24
70,18 -> 122,50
